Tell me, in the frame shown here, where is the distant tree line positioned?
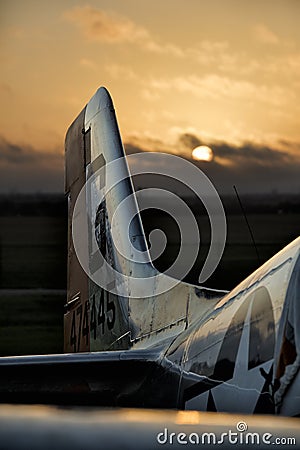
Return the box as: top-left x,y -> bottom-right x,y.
0,192 -> 299,217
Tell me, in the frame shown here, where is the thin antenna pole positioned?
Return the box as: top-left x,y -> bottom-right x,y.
233,185 -> 261,265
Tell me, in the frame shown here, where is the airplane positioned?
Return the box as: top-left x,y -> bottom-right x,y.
0,86 -> 299,418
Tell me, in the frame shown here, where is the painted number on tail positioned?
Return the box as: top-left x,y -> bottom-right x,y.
90,291 -> 116,339
70,301 -> 89,352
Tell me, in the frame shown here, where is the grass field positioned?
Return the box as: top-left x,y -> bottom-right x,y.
0,290 -> 64,356
0,216 -> 66,289
0,210 -> 67,356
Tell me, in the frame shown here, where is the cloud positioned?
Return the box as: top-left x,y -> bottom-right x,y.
150,74 -> 291,107
0,136 -> 63,192
105,64 -> 138,81
63,5 -> 298,88
186,41 -> 234,68
124,133 -> 300,194
63,5 -> 233,63
79,58 -> 97,70
253,23 -> 279,45
1,133 -> 298,195
127,132 -> 295,167
211,141 -> 292,166
178,133 -> 203,149
63,6 -> 149,43
63,5 -> 186,58
125,134 -> 178,155
0,137 -> 35,164
177,132 -> 296,167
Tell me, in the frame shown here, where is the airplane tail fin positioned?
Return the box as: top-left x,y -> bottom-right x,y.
64,87 -> 226,354
64,87 -> 156,352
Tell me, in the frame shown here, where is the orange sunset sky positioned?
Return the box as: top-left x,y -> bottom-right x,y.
1,0 -> 300,193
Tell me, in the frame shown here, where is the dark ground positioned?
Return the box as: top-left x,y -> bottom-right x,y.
0,193 -> 299,356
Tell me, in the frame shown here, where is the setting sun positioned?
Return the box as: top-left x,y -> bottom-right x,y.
192,146 -> 214,162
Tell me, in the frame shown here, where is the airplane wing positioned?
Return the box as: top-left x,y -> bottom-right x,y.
0,348 -> 177,407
